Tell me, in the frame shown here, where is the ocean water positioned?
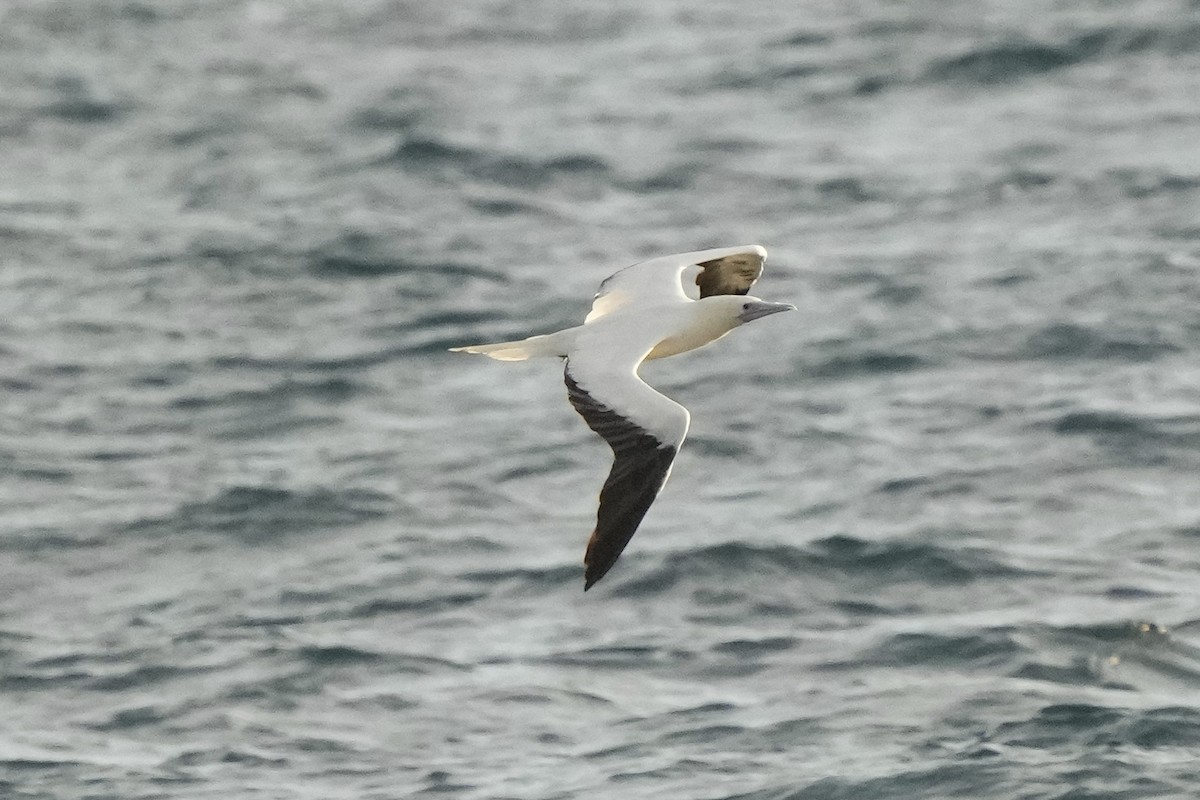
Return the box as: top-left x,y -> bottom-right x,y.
3,0 -> 1200,797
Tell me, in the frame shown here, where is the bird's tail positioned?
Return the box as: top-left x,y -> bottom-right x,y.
449,328 -> 576,361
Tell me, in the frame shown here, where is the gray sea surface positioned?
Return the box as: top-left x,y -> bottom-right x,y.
3,1 -> 1200,798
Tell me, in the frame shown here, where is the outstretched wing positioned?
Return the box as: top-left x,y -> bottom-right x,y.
563,332 -> 690,589
586,245 -> 767,322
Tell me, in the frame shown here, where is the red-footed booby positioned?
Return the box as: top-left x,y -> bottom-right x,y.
450,245 -> 794,590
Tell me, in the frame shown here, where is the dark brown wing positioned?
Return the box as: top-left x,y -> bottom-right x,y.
695,251 -> 764,298
565,368 -> 678,590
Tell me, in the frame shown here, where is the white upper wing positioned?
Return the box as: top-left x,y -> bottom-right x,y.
585,245 -> 767,323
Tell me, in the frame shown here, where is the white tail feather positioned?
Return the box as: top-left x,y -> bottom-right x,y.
449,328 -> 576,361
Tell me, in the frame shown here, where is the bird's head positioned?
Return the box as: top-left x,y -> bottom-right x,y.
733,296 -> 796,325
688,295 -> 795,343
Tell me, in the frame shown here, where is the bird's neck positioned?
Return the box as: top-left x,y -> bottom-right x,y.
644,302 -> 737,361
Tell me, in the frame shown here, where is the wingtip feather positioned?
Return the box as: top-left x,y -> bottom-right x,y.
583,529 -> 600,590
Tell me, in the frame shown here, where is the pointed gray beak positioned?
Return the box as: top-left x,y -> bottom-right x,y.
739,300 -> 796,323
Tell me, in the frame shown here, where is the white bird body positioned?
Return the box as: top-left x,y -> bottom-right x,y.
450,245 -> 793,589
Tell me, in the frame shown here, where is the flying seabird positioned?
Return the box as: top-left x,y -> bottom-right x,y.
450,245 -> 794,590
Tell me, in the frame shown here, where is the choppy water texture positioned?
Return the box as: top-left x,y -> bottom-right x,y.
3,1 -> 1200,798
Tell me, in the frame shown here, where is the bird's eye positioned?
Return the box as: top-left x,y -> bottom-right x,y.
742,303 -> 751,310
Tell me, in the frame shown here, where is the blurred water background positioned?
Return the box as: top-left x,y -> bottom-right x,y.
3,1 -> 1200,798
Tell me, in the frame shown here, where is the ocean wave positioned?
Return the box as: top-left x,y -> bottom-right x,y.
307,230 -> 503,280
124,485 -> 393,542
994,702 -> 1200,749
87,662 -> 205,693
953,165 -> 1199,210
990,168 -> 1057,195
41,74 -> 126,123
806,350 -> 927,379
543,643 -> 694,671
202,348 -> 394,374
874,473 -> 979,498
702,61 -> 823,92
927,41 -> 1086,84
733,750 -> 1191,800
295,644 -> 384,667
1105,168 -> 1200,199
87,704 -> 174,732
925,25 -> 1200,86
821,269 -> 924,304
386,135 -> 612,190
166,748 -> 289,769
684,434 -> 755,459
465,195 -> 557,217
435,6 -> 638,44
710,636 -> 799,658
1012,625 -> 1147,690
612,536 -> 1022,597
618,162 -> 702,193
741,623 -> 1200,797
458,564 -> 578,590
348,592 -> 487,617
1019,322 -> 1181,361
1065,621 -> 1200,688
755,763 -> 1010,800
851,629 -> 1023,670
350,91 -> 428,135
1047,409 -> 1200,462
1052,410 -> 1156,437
807,534 -> 1022,582
170,376 -> 365,410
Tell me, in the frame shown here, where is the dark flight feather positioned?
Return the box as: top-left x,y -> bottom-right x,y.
695,252 -> 764,298
565,368 -> 677,589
